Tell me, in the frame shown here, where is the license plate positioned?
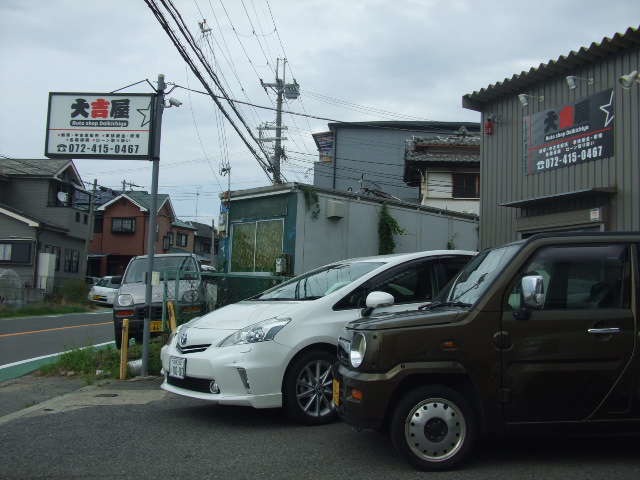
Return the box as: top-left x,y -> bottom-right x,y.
332,378 -> 340,406
150,320 -> 163,332
169,356 -> 186,379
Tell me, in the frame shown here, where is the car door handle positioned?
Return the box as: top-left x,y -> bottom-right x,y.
587,327 -> 621,335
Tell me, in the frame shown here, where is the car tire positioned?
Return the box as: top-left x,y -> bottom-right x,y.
114,323 -> 122,350
390,385 -> 476,471
283,349 -> 337,425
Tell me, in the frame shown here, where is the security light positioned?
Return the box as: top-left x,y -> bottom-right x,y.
167,97 -> 183,108
619,70 -> 639,89
565,75 -> 594,90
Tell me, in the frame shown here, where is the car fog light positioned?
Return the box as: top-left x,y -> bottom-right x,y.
209,381 -> 220,394
237,367 -> 251,393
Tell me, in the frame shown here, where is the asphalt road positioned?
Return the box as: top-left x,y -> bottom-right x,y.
0,377 -> 638,480
0,309 -> 114,365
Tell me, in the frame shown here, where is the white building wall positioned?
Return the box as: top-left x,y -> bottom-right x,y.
295,191 -> 478,275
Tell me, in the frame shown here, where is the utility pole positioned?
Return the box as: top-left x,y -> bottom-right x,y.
142,74 -> 166,376
260,58 -> 299,184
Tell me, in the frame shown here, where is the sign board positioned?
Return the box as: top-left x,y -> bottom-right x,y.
523,89 -> 614,174
45,92 -> 155,160
312,131 -> 334,163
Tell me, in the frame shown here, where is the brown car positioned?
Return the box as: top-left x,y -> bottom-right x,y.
334,232 -> 640,470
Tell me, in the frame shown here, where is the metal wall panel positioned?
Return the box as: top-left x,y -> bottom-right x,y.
479,47 -> 640,248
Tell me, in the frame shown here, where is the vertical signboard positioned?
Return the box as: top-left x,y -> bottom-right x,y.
312,131 -> 334,163
45,92 -> 155,160
524,89 -> 615,174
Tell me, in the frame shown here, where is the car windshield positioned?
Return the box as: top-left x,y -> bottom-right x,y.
440,244 -> 521,306
97,278 -> 111,287
123,256 -> 198,283
255,261 -> 385,301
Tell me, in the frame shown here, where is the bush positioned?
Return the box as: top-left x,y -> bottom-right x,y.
38,338 -> 164,381
51,278 -> 89,304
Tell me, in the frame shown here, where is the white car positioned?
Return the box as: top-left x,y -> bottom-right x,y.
160,250 -> 474,424
87,276 -> 122,306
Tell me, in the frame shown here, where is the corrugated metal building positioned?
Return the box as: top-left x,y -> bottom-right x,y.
313,121 -> 480,203
463,26 -> 640,249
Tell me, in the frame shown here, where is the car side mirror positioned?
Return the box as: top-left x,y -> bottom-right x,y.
521,275 -> 545,309
361,291 -> 395,317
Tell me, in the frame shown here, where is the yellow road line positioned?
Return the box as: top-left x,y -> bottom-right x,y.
0,321 -> 112,339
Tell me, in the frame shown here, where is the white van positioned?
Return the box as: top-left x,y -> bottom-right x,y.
112,253 -> 205,348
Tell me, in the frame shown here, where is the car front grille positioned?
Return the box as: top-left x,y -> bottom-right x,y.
167,374 -> 212,394
176,344 -> 211,354
133,306 -> 163,321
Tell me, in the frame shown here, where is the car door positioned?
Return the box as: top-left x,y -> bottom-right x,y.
500,243 -> 636,422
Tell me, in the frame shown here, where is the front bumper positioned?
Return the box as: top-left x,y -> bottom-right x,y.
160,339 -> 291,409
113,303 -> 204,336
334,363 -> 401,431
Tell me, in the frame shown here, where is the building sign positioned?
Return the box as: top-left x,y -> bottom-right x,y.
524,89 -> 614,174
45,92 -> 155,160
312,131 -> 334,163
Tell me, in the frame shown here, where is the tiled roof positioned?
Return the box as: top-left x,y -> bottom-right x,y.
463,26 -> 640,110
0,158 -> 70,177
124,191 -> 170,213
0,202 -> 68,232
188,221 -> 213,237
172,219 -> 197,230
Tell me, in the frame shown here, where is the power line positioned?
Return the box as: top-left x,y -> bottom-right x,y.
144,0 -> 274,181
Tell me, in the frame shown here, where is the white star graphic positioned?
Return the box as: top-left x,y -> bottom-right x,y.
599,91 -> 615,128
136,100 -> 152,128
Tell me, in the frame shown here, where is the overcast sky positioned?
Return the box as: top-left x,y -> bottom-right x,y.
0,0 -> 637,225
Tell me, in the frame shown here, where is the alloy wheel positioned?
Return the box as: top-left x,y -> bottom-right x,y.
294,359 -> 334,418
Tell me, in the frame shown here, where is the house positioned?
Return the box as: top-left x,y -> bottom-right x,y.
187,221 -> 216,265
313,121 -> 480,203
89,191 -> 195,276
218,183 -> 478,276
403,132 -> 480,215
462,26 -> 640,248
0,158 -> 90,288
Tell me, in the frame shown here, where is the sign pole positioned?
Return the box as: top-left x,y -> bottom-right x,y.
142,74 -> 165,376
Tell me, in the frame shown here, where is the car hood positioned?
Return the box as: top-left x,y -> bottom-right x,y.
188,300 -> 310,331
348,307 -> 468,331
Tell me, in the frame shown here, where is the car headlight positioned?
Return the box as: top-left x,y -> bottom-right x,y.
350,332 -> 366,368
182,289 -> 199,302
116,294 -> 134,306
218,317 -> 291,347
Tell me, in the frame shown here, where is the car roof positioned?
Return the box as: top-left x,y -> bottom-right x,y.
132,253 -> 196,259
334,250 -> 476,265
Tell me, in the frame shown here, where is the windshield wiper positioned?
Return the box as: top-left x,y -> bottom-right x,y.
418,300 -> 472,311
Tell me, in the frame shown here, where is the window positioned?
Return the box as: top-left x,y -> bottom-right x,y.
176,232 -> 188,247
257,261 -> 384,301
0,242 -> 32,264
75,212 -> 80,222
112,217 -> 135,233
507,244 -> 630,311
230,219 -> 284,272
452,173 -> 479,199
83,214 -> 88,224
167,232 -> 174,246
64,248 -> 79,273
334,260 -> 437,310
0,244 -> 11,261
